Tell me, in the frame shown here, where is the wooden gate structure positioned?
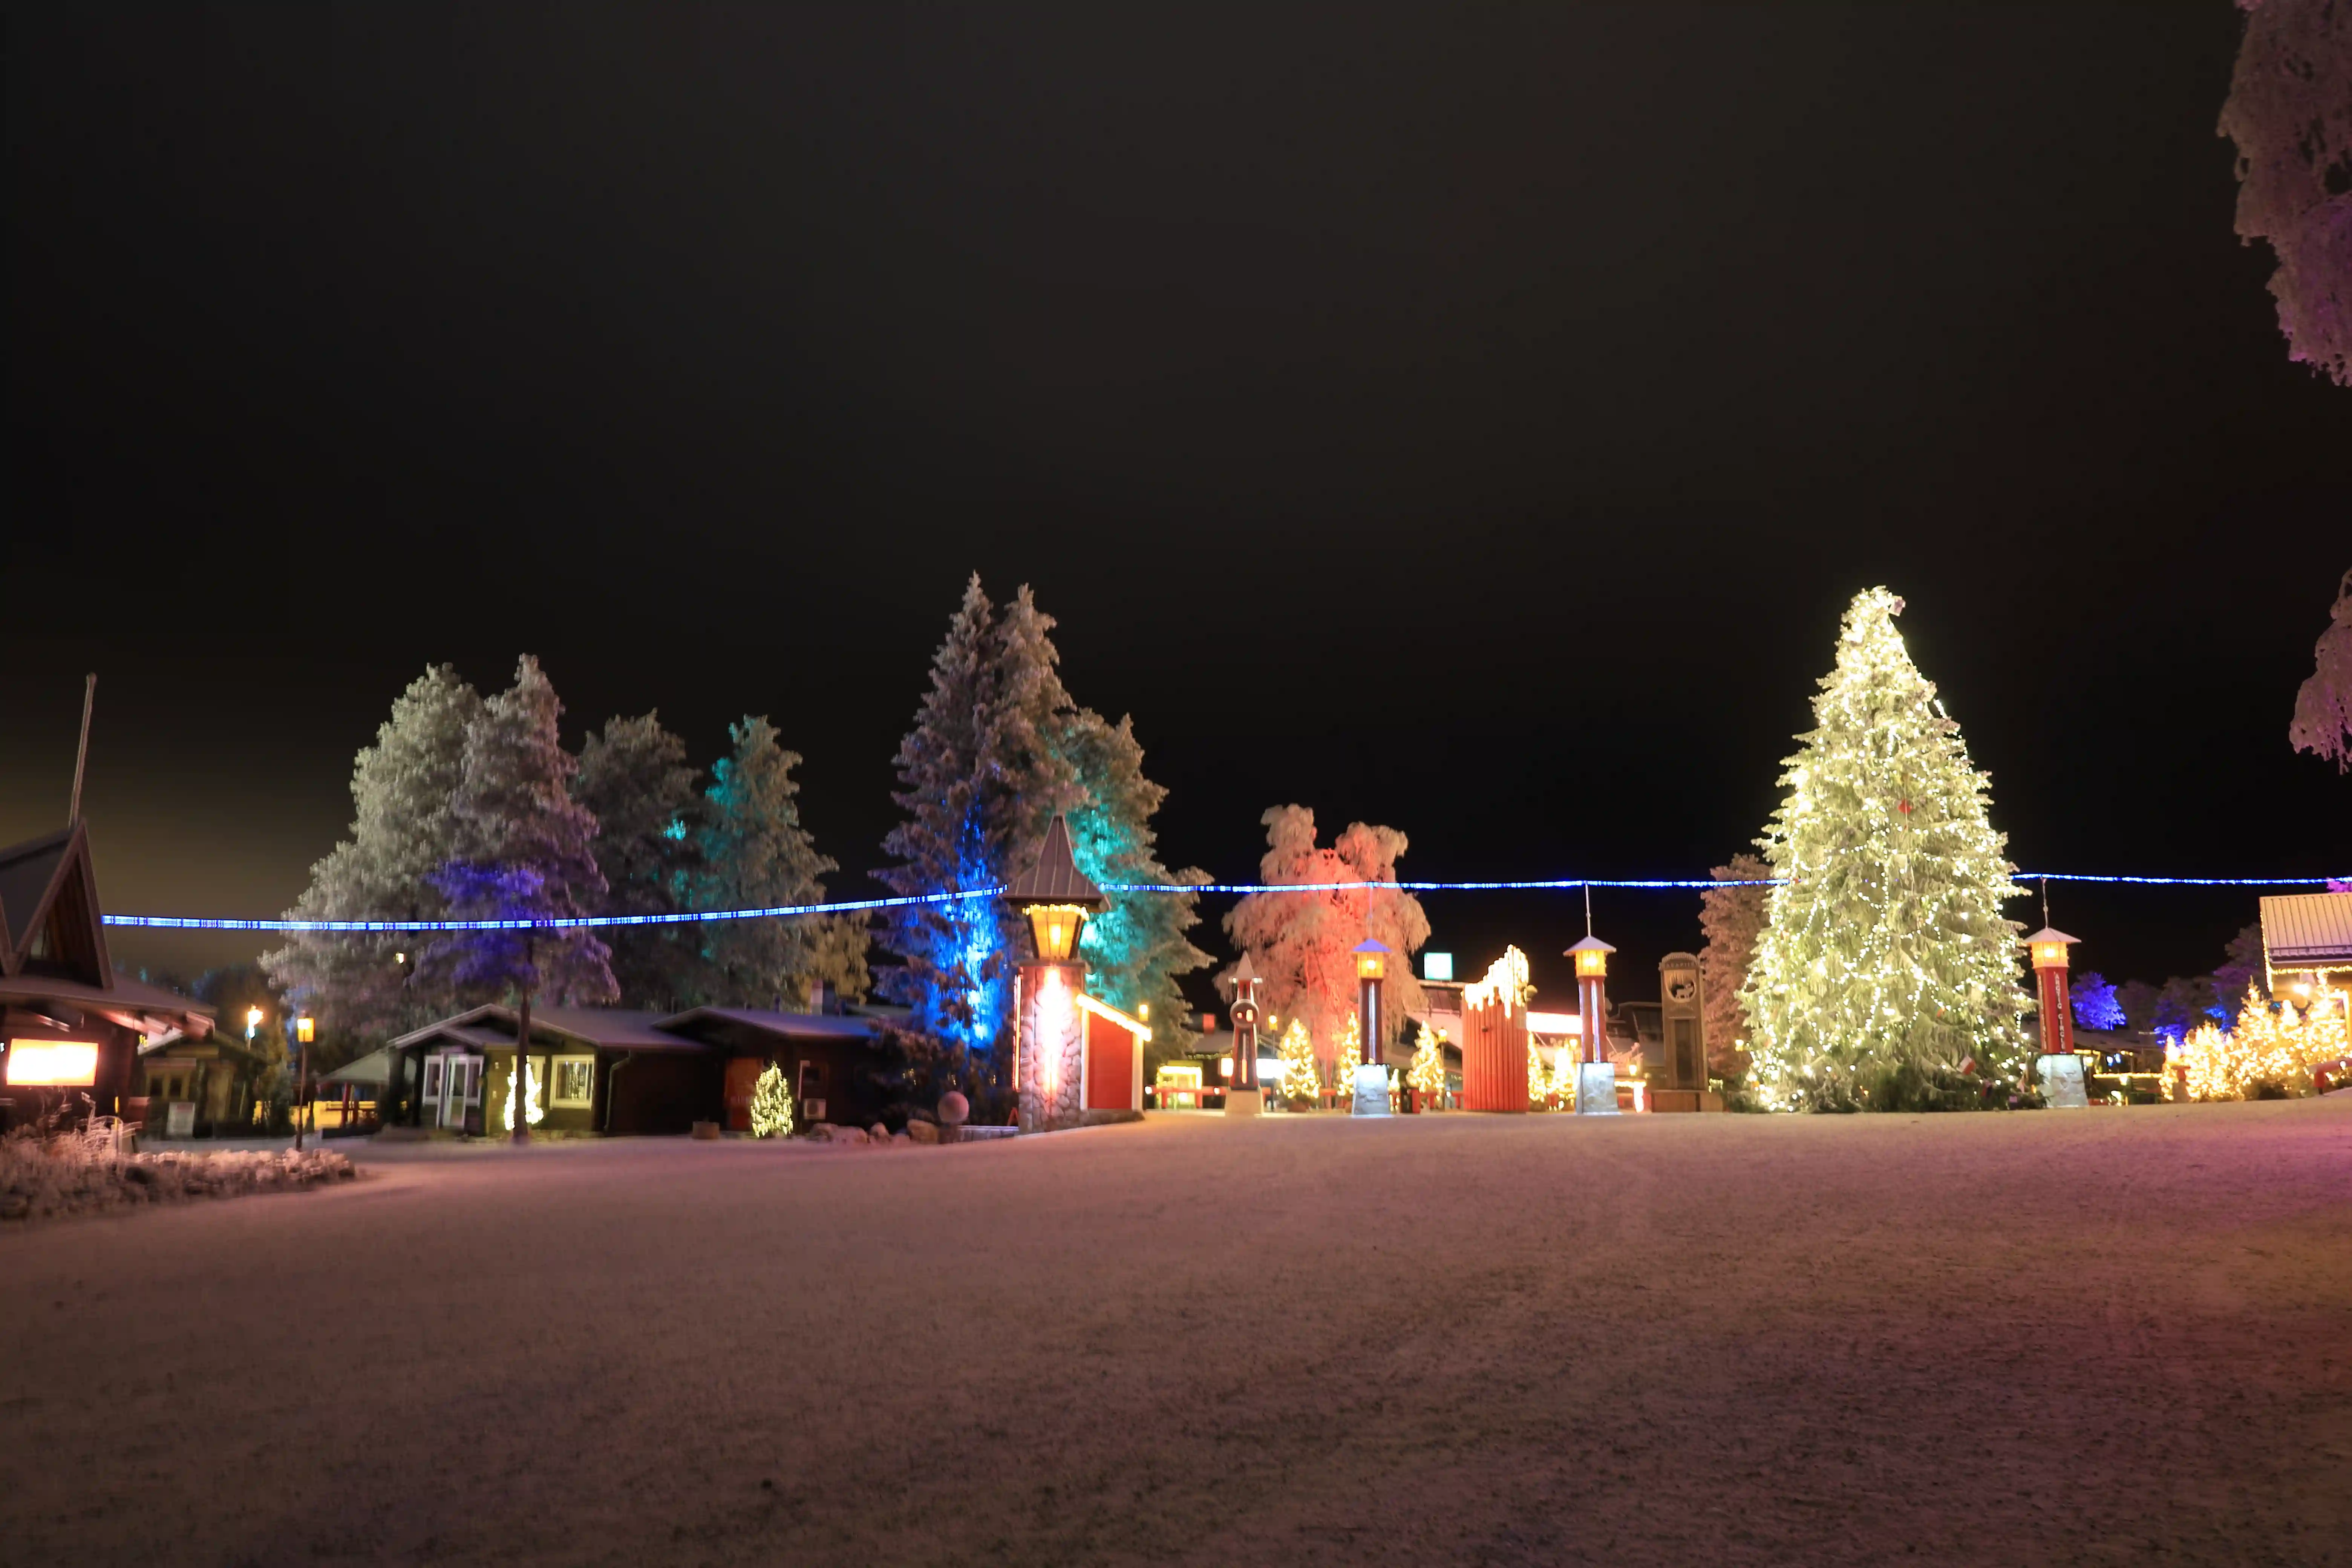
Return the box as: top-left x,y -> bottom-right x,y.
1459,948 -> 1533,1112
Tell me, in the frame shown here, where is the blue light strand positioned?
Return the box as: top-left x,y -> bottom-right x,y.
98,870 -> 2344,932
101,889 -> 1001,933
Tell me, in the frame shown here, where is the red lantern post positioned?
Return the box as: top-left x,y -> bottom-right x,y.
2026,925 -> 2086,1108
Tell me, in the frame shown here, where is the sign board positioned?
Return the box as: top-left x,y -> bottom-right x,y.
1423,952 -> 1453,982
165,1101 -> 196,1138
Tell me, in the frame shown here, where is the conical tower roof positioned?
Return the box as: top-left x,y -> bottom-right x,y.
1001,814 -> 1106,908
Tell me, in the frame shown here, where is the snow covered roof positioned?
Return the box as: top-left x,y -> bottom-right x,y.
2260,893 -> 2352,969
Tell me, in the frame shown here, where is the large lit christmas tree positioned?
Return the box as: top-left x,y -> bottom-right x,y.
1739,588 -> 2030,1110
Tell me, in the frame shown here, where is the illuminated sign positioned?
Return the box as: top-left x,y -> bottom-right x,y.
1423,952 -> 1453,981
5,1040 -> 101,1087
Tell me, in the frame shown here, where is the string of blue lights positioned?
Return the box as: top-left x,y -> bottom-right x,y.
96,871 -> 2347,932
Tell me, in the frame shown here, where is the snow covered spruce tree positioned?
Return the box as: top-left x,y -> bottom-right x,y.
422,657 -> 617,1138
878,577 -> 1040,1089
1738,589 -> 2030,1111
879,575 -> 1207,1106
574,710 -> 705,1010
700,716 -> 868,1010
265,665 -> 484,1039
1697,853 -> 1772,1086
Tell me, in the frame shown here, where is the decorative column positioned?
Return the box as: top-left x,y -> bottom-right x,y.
1351,938 -> 1393,1116
1223,952 -> 1264,1118
1566,934 -> 1618,1115
1003,815 -> 1109,1133
2027,926 -> 2087,1109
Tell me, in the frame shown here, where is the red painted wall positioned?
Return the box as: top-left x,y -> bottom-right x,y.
1084,1011 -> 1136,1111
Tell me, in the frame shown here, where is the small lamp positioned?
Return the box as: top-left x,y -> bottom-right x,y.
245,1005 -> 263,1041
1568,935 -> 1615,977
296,1015 -> 315,1046
1354,941 -> 1389,982
2026,928 -> 2079,972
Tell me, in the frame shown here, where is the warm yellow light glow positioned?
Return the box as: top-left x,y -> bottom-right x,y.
1157,1063 -> 1202,1089
1137,1002 -> 1149,1020
2030,942 -> 2070,971
297,1016 -> 315,1046
5,1041 -> 99,1087
1024,903 -> 1086,962
1575,948 -> 1609,978
245,1006 -> 264,1031
1217,1057 -> 1233,1079
1356,950 -> 1386,981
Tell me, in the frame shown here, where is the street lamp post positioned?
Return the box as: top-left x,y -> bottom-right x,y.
1566,934 -> 1618,1115
293,1015 -> 315,1152
1351,939 -> 1393,1116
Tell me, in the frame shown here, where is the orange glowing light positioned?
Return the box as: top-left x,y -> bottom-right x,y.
5,1041 -> 100,1087
297,1015 -> 316,1045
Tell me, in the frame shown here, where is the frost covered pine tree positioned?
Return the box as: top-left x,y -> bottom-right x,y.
574,710 -> 705,1009
1060,707 -> 1210,1063
1738,589 -> 2030,1111
879,576 -> 1019,1077
264,665 -> 484,1040
700,716 -> 866,1009
2290,568 -> 2352,771
423,657 -> 617,1139
1697,853 -> 1773,1083
880,576 -> 1205,1101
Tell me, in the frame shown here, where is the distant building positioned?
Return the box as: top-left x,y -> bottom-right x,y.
385,1001 -> 908,1135
2260,893 -> 2352,992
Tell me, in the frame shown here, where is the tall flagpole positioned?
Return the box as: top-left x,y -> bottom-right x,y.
68,674 -> 96,823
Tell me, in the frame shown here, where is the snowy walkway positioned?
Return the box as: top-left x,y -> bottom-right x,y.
2,1100 -> 2347,1565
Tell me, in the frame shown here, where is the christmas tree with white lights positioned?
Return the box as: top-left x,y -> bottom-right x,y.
749,1061 -> 795,1138
1739,588 -> 2030,1110
1406,1023 -> 1447,1104
1277,1018 -> 1320,1106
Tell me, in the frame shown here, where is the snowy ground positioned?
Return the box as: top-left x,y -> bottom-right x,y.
3,1099 -> 2347,1567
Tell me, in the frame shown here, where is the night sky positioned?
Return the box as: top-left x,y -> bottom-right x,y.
8,6 -> 2348,1009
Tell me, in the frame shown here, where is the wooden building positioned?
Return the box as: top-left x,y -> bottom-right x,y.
386,1002 -> 899,1135
0,822 -> 215,1131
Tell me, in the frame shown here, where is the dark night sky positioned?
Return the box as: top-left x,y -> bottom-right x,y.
7,5 -> 2348,1008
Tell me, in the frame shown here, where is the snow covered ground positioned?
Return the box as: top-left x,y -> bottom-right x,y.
2,1099 -> 2347,1566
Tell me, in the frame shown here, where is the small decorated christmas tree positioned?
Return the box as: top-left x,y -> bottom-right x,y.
749,1061 -> 795,1138
1277,1018 -> 1320,1106
1331,1014 -> 1362,1103
1527,1040 -> 1550,1110
1407,1023 -> 1447,1105
1739,589 -> 2030,1110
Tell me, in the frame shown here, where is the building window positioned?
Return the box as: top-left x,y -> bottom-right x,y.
423,1058 -> 443,1099
551,1057 -> 594,1107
